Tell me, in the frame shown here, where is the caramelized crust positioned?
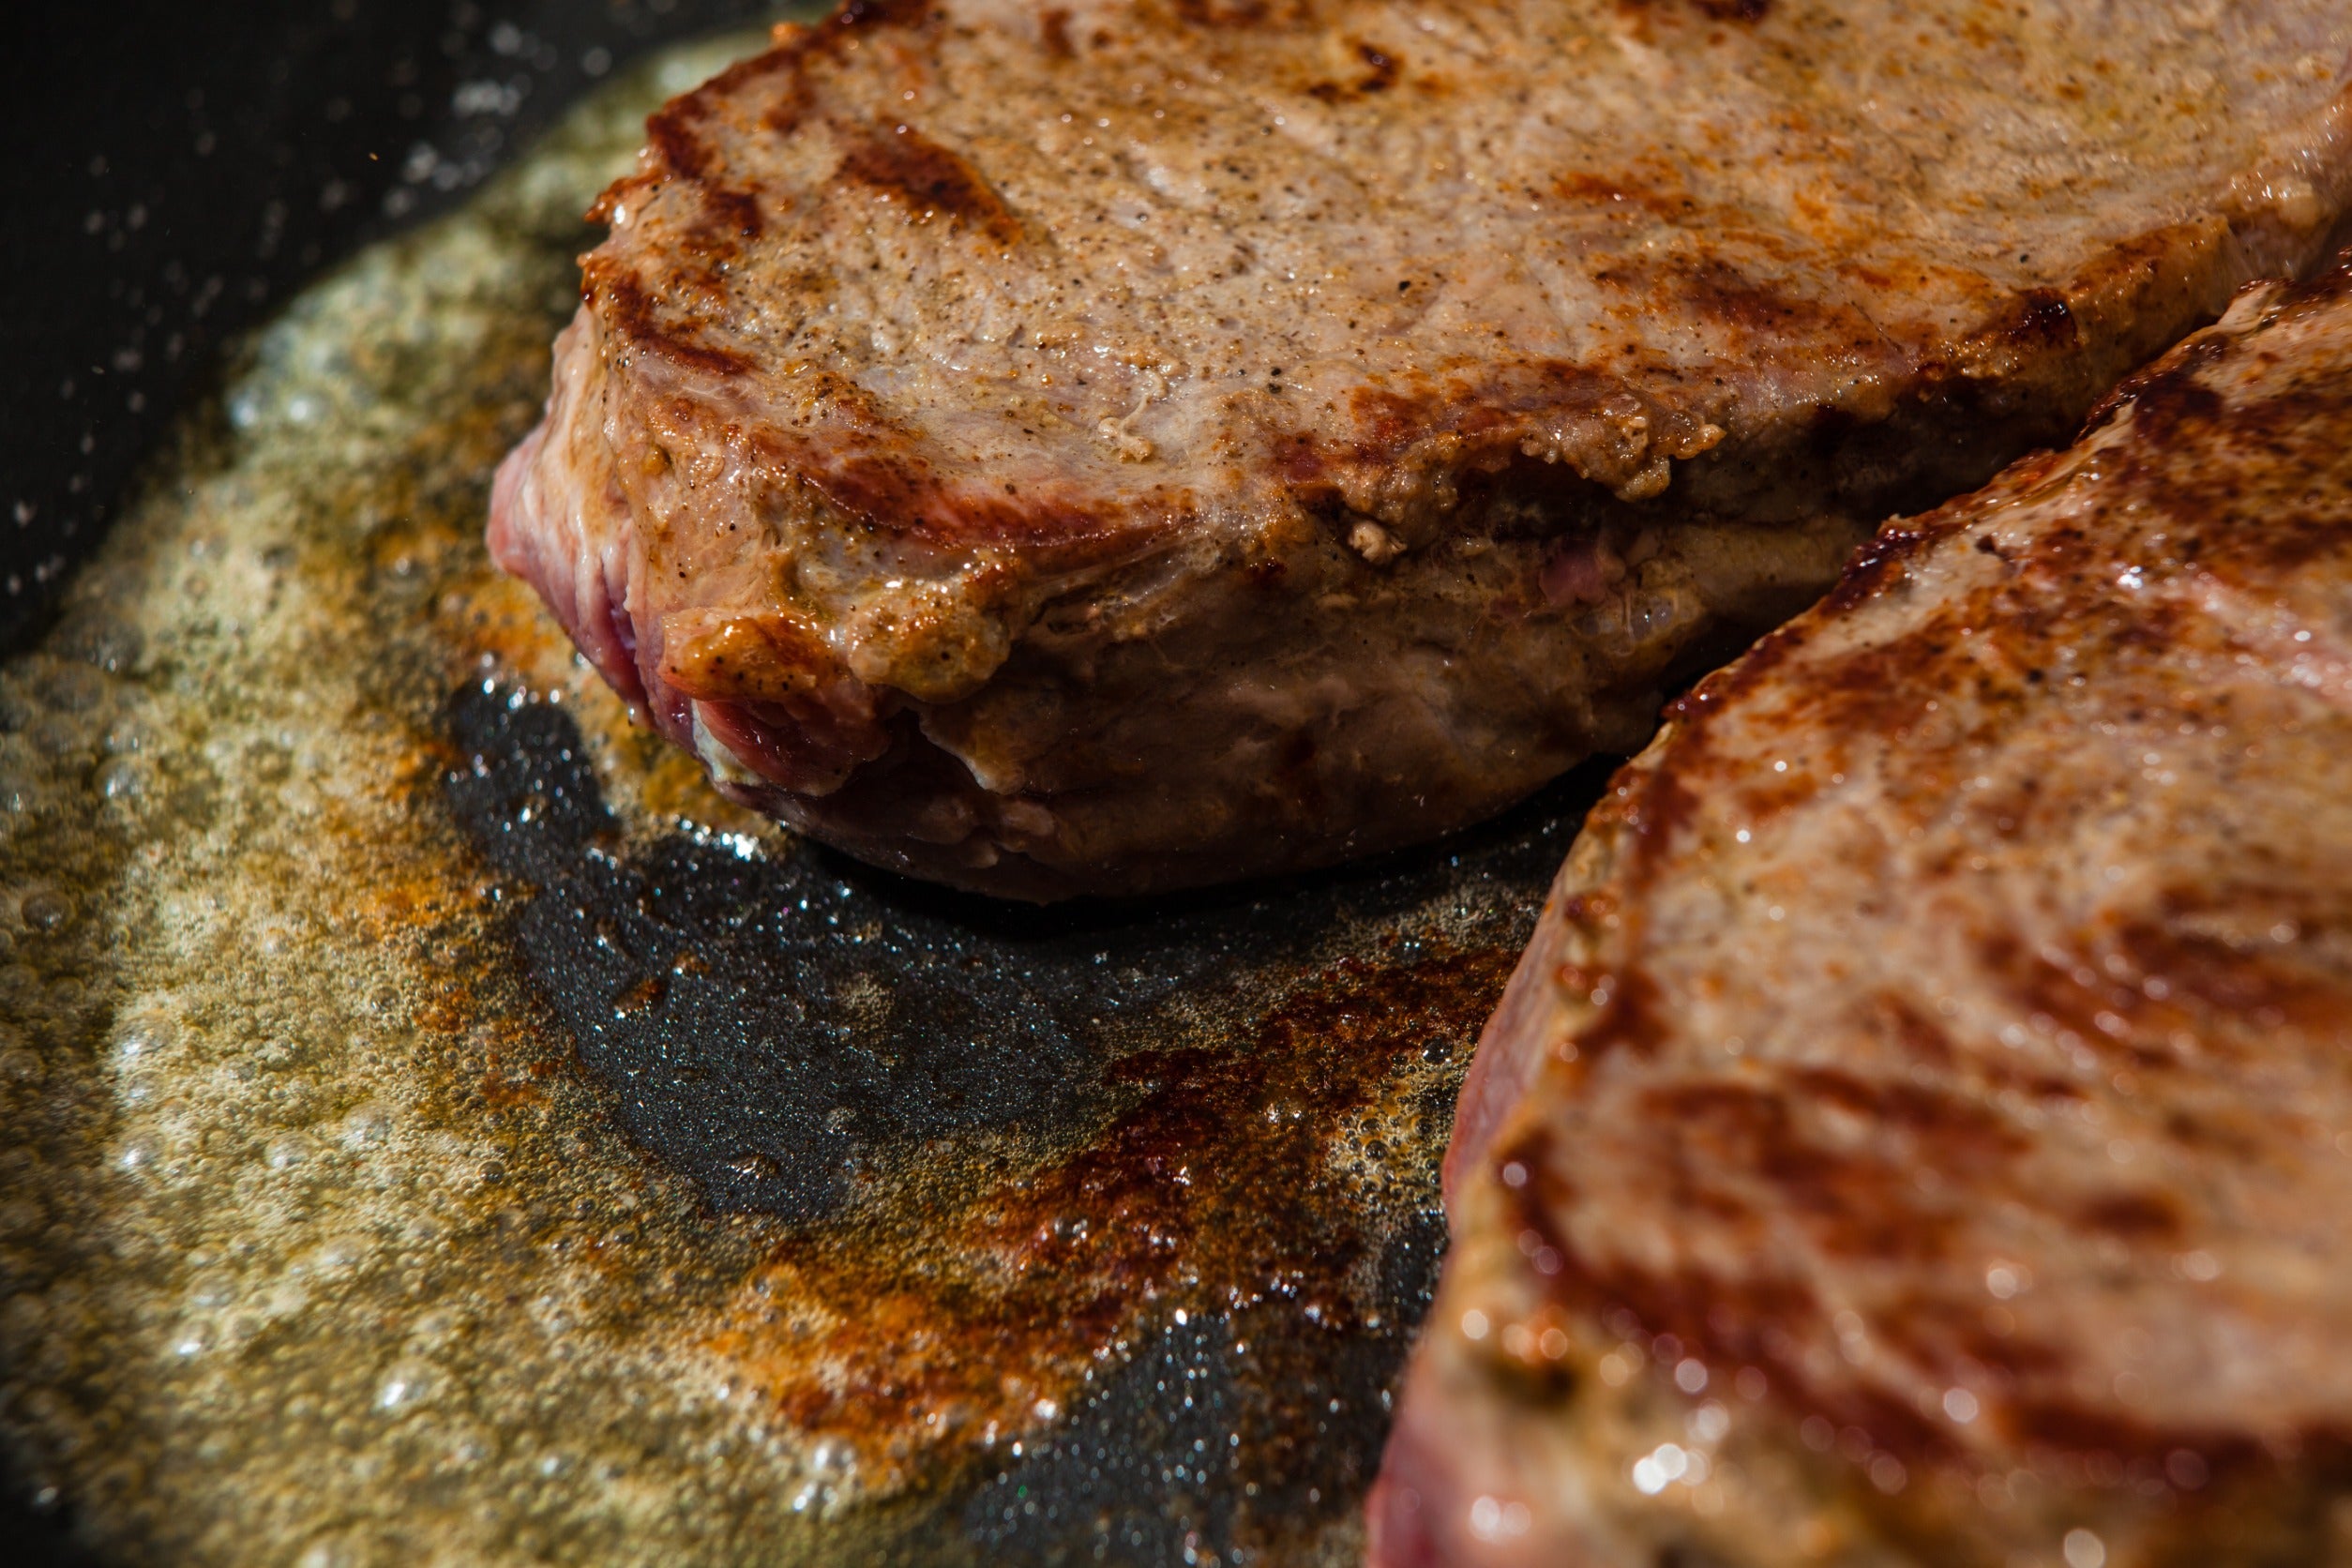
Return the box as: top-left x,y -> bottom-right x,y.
1374,259 -> 2352,1566
495,0 -> 2352,897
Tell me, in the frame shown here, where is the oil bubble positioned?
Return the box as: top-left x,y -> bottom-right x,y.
254,1037 -> 307,1071
113,1025 -> 170,1068
0,1294 -> 47,1348
20,889 -> 72,933
30,660 -> 108,715
295,1535 -> 363,1568
338,1103 -> 393,1149
98,759 -> 148,801
58,618 -> 144,676
29,716 -> 91,761
310,1234 -> 370,1276
264,1134 -> 316,1172
376,1361 -> 434,1412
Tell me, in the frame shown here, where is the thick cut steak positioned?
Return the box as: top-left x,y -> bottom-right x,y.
1371,259 -> 2352,1566
491,0 -> 2352,898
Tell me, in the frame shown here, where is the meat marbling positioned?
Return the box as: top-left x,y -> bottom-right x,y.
1371,256 -> 2352,1567
491,0 -> 2352,897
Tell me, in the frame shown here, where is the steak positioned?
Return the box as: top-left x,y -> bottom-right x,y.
490,0 -> 2352,898
1369,257 -> 2352,1566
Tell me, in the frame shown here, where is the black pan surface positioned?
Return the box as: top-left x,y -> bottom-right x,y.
3,1 -> 799,662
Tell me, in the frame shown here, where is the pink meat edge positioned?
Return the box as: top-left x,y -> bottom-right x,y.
1439,881 -> 1576,1214
486,413 -> 649,711
1369,1322 -> 1607,1568
1364,1386 -> 1449,1568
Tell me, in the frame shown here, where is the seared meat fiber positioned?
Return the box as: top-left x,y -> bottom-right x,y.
1370,260 -> 2352,1567
491,0 -> 2352,898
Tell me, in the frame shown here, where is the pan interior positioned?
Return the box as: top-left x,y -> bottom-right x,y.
0,31 -> 1594,1567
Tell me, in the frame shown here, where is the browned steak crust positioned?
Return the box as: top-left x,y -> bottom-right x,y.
1372,257 -> 2352,1567
491,0 -> 2352,897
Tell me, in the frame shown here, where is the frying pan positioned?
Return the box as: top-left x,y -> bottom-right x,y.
3,8 -> 774,1560
0,7 -> 1604,1562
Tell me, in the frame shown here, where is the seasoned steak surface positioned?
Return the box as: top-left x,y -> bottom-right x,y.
1372,260 -> 2352,1567
493,0 -> 2352,897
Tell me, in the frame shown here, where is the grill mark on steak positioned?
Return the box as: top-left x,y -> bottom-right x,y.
1554,168 -> 1698,219
581,262 -> 755,377
1490,1137 -> 1973,1468
751,423 -> 1126,548
1598,251 -> 1896,350
612,0 -> 941,193
1305,38 -> 1402,101
628,48 -> 816,246
1488,1117 -> 2349,1512
1171,0 -> 1283,30
836,125 -> 1024,246
1647,0 -> 1772,21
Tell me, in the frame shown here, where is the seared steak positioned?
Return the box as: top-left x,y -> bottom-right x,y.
1371,258 -> 2352,1566
491,0 -> 2352,897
